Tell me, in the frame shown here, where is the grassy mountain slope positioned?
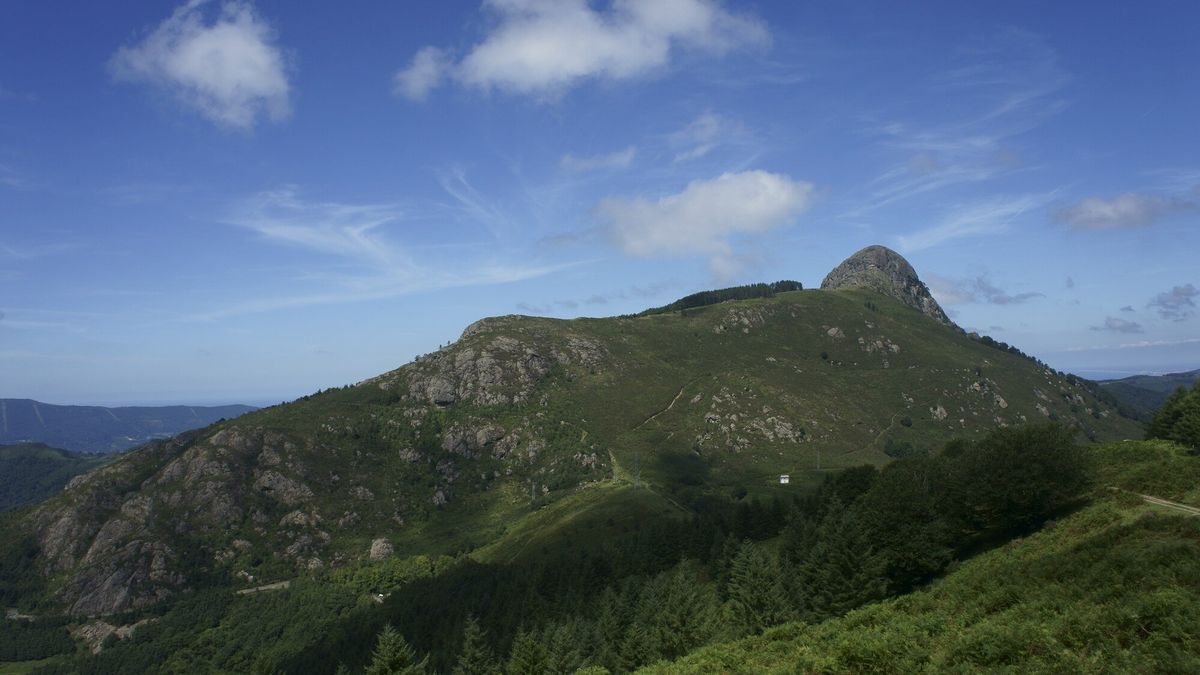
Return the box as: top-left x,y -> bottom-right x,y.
0,444 -> 113,513
2,285 -> 1140,617
647,440 -> 1200,674
1098,369 -> 1200,420
0,400 -> 256,454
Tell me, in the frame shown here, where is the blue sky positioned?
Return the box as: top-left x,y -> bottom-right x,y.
1,0 -> 1198,405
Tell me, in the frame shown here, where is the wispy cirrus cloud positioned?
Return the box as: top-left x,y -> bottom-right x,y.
560,146 -> 636,172
848,29 -> 1068,219
110,0 -> 292,130
435,167 -> 513,239
228,186 -> 407,266
197,187 -> 566,320
669,111 -> 742,163
393,0 -> 768,101
895,193 -> 1049,252
189,261 -> 563,321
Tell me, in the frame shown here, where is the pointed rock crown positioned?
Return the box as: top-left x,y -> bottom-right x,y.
820,245 -> 953,326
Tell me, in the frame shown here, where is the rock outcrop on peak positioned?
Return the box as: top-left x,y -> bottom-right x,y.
820,245 -> 953,326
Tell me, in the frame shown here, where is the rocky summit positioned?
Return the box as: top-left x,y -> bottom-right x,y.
820,245 -> 953,326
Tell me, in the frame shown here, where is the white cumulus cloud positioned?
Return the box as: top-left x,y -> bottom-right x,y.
110,0 -> 291,130
394,0 -> 768,101
393,47 -> 451,102
596,170 -> 814,275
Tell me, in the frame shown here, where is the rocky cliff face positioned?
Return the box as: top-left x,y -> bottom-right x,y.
820,245 -> 954,326
23,322 -> 615,616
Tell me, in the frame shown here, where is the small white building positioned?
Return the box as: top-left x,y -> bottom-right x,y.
779,474 -> 790,485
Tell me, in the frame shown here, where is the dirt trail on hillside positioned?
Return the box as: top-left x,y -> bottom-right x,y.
633,384 -> 689,431
1136,493 -> 1200,516
235,581 -> 290,595
1110,487 -> 1200,516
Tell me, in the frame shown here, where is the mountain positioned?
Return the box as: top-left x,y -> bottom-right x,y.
0,399 -> 257,453
1096,369 -> 1200,420
0,444 -> 113,513
821,244 -> 953,326
0,246 -> 1141,621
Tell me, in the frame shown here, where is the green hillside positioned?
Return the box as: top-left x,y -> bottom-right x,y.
0,444 -> 112,513
1,280 -> 1140,620
648,440 -> 1200,674
9,433 -> 1187,674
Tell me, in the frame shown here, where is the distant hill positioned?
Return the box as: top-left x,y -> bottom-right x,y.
1096,369 -> 1200,421
0,443 -> 112,512
0,399 -> 257,453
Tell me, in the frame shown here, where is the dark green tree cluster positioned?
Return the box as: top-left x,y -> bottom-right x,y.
0,532 -> 45,607
0,617 -> 74,662
364,624 -> 428,674
1147,383 -> 1200,450
636,281 -> 803,317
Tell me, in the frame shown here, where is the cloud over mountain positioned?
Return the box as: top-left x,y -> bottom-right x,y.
595,170 -> 813,276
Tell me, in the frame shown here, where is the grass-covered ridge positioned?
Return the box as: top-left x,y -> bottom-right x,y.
0,286 -> 1143,621
646,440 -> 1200,674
